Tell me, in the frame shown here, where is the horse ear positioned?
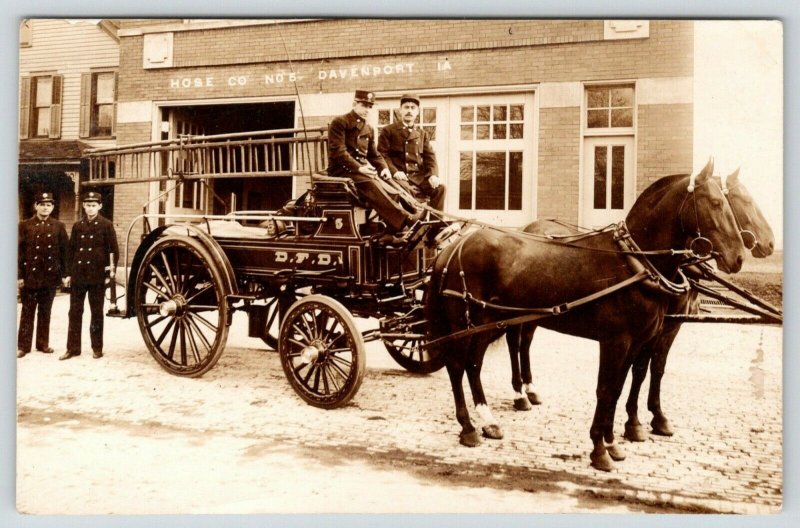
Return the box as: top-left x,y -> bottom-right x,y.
727,167 -> 741,183
696,157 -> 714,184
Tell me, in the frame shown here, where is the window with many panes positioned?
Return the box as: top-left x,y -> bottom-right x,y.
586,85 -> 634,129
458,103 -> 525,211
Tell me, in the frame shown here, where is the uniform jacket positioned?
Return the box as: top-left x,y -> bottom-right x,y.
67,214 -> 119,285
378,121 -> 438,187
18,215 -> 68,289
327,111 -> 388,177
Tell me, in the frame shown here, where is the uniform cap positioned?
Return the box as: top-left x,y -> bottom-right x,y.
400,93 -> 420,107
35,192 -> 55,204
354,90 -> 376,106
82,191 -> 102,203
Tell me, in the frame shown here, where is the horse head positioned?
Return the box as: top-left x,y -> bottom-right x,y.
627,158 -> 745,274
722,168 -> 775,258
682,159 -> 745,273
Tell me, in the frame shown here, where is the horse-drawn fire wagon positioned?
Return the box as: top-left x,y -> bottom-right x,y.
85,127 -> 446,409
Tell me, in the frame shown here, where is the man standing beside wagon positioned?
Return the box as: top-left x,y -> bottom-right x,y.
17,192 -> 69,358
61,191 -> 119,361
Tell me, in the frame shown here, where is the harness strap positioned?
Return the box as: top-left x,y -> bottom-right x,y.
425,269 -> 650,349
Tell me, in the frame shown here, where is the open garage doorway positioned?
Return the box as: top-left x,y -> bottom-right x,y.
159,101 -> 295,216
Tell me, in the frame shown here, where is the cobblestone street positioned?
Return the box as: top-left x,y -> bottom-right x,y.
16,294 -> 782,514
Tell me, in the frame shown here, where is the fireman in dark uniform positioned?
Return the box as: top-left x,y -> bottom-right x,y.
378,93 -> 445,211
61,191 -> 119,360
17,192 -> 68,358
327,90 -> 423,234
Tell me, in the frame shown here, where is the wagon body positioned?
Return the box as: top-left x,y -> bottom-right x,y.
85,127 -> 442,407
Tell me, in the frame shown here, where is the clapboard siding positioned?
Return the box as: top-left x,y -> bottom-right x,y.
19,19 -> 119,141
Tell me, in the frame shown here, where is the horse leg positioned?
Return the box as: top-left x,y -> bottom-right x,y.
623,342 -> 652,442
590,339 -> 634,471
445,346 -> 480,447
467,335 -> 503,440
506,326 -> 530,411
519,324 -> 542,406
648,322 -> 681,436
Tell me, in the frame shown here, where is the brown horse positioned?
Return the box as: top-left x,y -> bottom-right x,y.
425,161 -> 745,471
623,168 -> 775,441
507,168 -> 776,416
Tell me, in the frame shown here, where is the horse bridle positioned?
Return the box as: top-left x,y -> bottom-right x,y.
680,172 -> 754,259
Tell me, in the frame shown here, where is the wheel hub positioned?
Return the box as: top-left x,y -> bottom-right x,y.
300,340 -> 326,363
159,294 -> 188,317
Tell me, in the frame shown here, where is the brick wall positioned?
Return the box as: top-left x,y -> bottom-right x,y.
636,103 -> 694,193
537,107 -> 581,223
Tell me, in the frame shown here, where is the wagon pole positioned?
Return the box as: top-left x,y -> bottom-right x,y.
276,24 -> 314,191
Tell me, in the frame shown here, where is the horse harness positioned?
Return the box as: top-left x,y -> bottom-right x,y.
425,222 -> 695,349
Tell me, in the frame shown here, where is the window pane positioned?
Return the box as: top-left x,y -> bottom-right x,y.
96,73 -> 115,103
460,125 -> 473,140
510,104 -> 524,121
492,124 -> 506,139
36,108 -> 50,136
493,105 -> 507,121
509,152 -> 523,210
610,108 -> 633,127
378,109 -> 390,125
476,124 -> 490,140
459,152 -> 473,209
423,124 -> 436,141
476,152 -> 506,210
587,87 -> 608,109
423,107 -> 436,123
510,123 -> 524,139
476,105 -> 490,122
611,87 -> 634,108
461,106 -> 474,122
611,145 -> 625,209
587,109 -> 608,128
98,104 -> 114,129
593,146 -> 607,209
35,77 -> 52,107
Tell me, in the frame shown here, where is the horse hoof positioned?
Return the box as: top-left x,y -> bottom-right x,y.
526,391 -> 542,406
482,424 -> 504,440
606,443 -> 626,461
623,423 -> 649,442
651,417 -> 675,437
590,450 -> 615,472
460,430 -> 481,447
514,397 -> 532,411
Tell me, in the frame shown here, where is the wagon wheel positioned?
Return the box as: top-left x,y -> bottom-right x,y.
135,236 -> 230,377
383,335 -> 445,374
279,295 -> 366,408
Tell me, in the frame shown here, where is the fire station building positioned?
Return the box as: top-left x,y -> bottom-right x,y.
111,19 -> 693,242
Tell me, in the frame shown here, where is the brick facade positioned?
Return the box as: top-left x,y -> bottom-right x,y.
110,19 -> 694,232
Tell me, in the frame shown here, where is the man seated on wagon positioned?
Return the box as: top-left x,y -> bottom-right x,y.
377,93 -> 445,211
327,90 -> 424,236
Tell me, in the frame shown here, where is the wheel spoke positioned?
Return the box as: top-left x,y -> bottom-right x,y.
329,353 -> 353,372
187,311 -> 218,333
300,311 -> 318,340
144,312 -> 170,329
327,356 -> 351,379
288,337 -> 309,349
160,250 -> 176,293
174,247 -> 183,292
143,280 -> 170,301
185,305 -> 221,311
311,364 -> 322,392
290,321 -> 313,344
148,263 -> 174,296
154,317 -> 177,346
185,313 -> 213,353
167,319 -> 180,360
184,282 -> 214,304
179,321 -> 188,365
183,319 -> 204,364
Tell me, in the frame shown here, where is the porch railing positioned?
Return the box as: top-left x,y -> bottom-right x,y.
84,126 -> 329,186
